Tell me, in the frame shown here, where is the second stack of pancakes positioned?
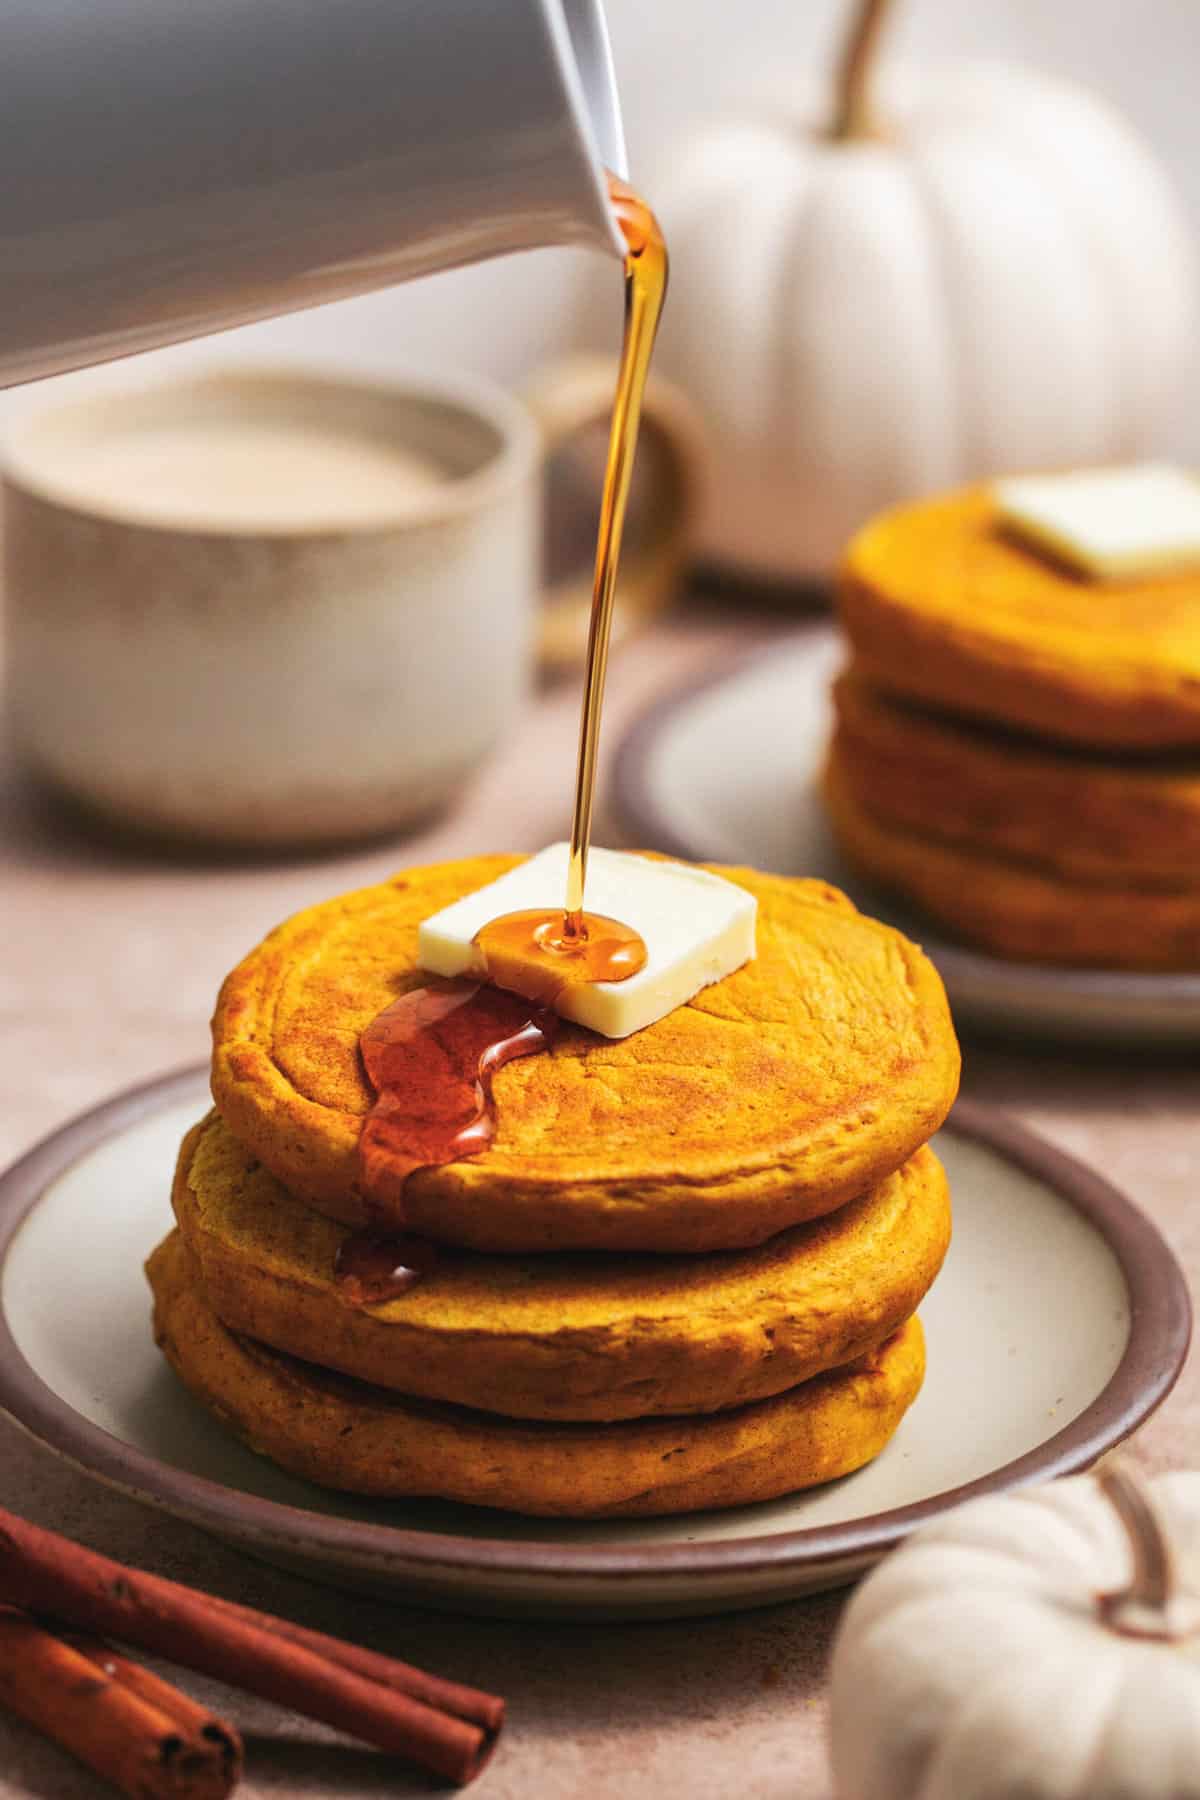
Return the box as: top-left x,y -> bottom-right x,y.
827,485 -> 1200,970
149,854 -> 959,1519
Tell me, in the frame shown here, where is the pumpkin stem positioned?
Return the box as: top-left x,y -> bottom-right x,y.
829,0 -> 895,142
1096,1462 -> 1200,1642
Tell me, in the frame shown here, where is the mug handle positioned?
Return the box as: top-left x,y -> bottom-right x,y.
522,354 -> 706,672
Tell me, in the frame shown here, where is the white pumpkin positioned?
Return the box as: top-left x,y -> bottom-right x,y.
829,1464 -> 1200,1800
655,0 -> 1198,582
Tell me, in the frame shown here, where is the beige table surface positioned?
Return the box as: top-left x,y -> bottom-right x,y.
0,606 -> 1195,1800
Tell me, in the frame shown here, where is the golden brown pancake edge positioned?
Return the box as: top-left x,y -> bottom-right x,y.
172,1111 -> 951,1422
147,1231 -> 926,1519
832,671 -> 1200,890
825,756 -> 1200,970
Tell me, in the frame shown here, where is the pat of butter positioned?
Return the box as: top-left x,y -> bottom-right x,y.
418,844 -> 756,1039
994,465 -> 1200,580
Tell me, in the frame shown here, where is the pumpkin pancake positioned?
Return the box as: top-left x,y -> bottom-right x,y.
171,1112 -> 951,1423
832,671 -> 1200,889
839,486 -> 1200,750
211,856 -> 959,1253
147,1232 -> 925,1518
825,757 -> 1200,970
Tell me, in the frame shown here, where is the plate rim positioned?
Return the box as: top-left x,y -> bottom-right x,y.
612,627 -> 1200,1015
0,1063 -> 1190,1591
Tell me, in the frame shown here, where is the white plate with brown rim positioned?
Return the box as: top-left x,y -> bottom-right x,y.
0,1065 -> 1188,1620
612,622 -> 1200,1046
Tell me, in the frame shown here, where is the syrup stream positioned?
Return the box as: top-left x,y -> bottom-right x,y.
563,175 -> 668,940
342,178 -> 667,1300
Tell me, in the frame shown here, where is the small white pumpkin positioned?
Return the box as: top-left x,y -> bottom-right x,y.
655,0 -> 1198,582
830,1464 -> 1200,1800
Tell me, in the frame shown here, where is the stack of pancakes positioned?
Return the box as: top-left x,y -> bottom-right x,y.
827,487 -> 1200,970
147,855 -> 960,1519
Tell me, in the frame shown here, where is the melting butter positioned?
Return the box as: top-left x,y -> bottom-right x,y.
995,464 -> 1200,581
417,844 -> 756,1039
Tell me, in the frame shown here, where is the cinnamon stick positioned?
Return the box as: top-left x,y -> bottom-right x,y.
60,1630 -> 246,1763
0,1506 -> 499,1785
204,1591 -> 504,1736
0,1608 -> 240,1800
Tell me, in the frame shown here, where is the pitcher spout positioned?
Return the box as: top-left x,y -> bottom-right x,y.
0,0 -> 628,386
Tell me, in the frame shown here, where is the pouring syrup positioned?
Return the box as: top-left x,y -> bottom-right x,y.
340,176 -> 668,1301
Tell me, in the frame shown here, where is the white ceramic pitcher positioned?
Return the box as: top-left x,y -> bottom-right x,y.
1,0 -> 628,387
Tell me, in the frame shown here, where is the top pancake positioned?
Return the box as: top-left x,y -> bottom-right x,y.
212,855 -> 959,1253
839,486 -> 1200,750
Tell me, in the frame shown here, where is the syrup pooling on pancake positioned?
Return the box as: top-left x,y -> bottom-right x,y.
345,921 -> 645,1299
341,980 -> 558,1303
472,907 -> 647,1005
333,1227 -> 441,1306
346,902 -> 649,1300
347,906 -> 648,1300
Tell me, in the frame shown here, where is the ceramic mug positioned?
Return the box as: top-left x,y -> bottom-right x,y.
1,0 -> 627,386
2,364 -> 698,849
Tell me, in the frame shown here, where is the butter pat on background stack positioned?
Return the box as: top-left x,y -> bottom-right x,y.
994,464 -> 1200,580
418,843 -> 756,1037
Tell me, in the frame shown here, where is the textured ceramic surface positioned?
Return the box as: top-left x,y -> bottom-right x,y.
5,369 -> 541,848
613,624 -> 1200,1044
0,1067 -> 1186,1621
0,0 -> 626,383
